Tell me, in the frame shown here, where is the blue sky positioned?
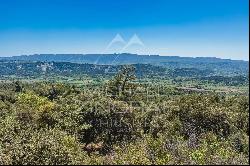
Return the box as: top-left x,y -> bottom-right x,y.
0,0 -> 249,60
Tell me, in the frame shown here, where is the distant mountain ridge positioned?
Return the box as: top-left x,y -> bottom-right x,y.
1,53 -> 248,76
0,53 -> 247,65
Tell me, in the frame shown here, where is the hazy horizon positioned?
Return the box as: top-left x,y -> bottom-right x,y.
1,53 -> 249,62
0,0 -> 249,60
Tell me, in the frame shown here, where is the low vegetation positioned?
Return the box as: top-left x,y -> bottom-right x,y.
0,65 -> 248,164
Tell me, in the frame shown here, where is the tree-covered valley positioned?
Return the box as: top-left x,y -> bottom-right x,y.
0,55 -> 249,165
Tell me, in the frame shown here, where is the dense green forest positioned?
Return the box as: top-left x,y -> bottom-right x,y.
0,60 -> 249,86
1,54 -> 248,74
0,63 -> 249,164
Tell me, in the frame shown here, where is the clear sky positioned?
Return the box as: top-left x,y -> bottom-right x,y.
0,0 -> 249,60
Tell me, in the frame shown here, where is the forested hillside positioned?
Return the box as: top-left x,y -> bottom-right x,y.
0,65 -> 249,164
1,54 -> 248,75
0,60 -> 249,87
